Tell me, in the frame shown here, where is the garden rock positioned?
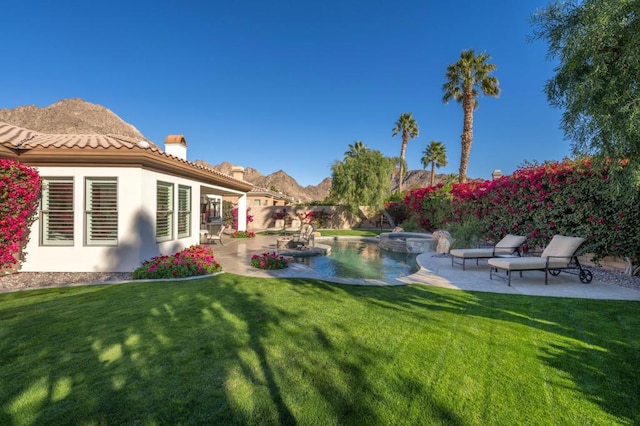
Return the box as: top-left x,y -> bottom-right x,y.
432,230 -> 453,254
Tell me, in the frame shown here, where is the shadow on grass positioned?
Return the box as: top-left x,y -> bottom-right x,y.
354,283 -> 640,424
0,276 -> 638,424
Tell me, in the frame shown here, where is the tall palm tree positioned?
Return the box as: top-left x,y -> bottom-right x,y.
391,112 -> 419,192
421,140 -> 448,187
443,49 -> 500,183
344,141 -> 368,158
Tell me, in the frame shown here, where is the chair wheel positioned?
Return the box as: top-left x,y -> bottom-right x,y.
549,269 -> 561,276
579,270 -> 593,284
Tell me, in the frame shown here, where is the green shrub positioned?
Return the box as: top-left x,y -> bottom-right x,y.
447,216 -> 484,249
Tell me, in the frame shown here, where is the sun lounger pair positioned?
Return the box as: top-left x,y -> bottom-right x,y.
451,234 -> 593,286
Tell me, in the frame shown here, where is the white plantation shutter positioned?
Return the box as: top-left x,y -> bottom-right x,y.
85,178 -> 118,246
156,181 -> 174,241
177,185 -> 191,238
41,178 -> 75,246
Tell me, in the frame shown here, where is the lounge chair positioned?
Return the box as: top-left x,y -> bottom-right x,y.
292,224 -> 314,249
488,234 -> 593,285
284,218 -> 301,235
266,219 -> 285,234
450,234 -> 527,270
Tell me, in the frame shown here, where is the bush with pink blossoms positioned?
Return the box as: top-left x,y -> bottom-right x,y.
132,245 -> 222,280
0,159 -> 41,270
250,252 -> 288,270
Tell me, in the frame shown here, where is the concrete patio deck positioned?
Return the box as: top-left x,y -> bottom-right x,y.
210,234 -> 640,301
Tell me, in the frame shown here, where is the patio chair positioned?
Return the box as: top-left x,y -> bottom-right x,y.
204,223 -> 225,245
284,218 -> 301,235
488,234 -> 593,286
266,219 -> 285,234
292,224 -> 314,249
450,234 -> 527,270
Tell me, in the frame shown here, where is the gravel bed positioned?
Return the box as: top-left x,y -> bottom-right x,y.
0,272 -> 133,293
0,268 -> 639,294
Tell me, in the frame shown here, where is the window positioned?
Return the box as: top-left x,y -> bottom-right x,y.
156,181 -> 174,242
254,199 -> 261,206
177,185 -> 191,238
85,178 -> 118,246
41,178 -> 74,246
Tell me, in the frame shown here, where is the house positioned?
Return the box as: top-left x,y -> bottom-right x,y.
0,122 -> 253,273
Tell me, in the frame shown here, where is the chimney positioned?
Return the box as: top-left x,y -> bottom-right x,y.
491,169 -> 503,180
164,135 -> 187,160
231,166 -> 245,181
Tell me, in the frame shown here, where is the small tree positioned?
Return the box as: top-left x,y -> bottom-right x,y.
421,140 -> 448,186
329,147 -> 396,214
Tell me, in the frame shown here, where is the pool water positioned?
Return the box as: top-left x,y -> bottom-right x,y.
294,240 -> 419,280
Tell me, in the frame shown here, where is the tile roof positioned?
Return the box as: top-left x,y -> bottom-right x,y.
0,121 -> 253,192
0,121 -> 148,150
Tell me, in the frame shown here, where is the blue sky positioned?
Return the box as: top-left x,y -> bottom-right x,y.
4,0 -> 569,187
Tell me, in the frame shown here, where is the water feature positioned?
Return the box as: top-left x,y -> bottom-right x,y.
378,232 -> 436,253
294,239 -> 418,280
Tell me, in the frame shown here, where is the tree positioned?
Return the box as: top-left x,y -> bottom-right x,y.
344,141 -> 368,158
443,49 -> 500,184
392,112 -> 419,192
329,148 -> 396,214
530,0 -> 640,164
421,140 -> 448,186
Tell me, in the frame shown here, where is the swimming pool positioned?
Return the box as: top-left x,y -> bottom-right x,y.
293,240 -> 418,280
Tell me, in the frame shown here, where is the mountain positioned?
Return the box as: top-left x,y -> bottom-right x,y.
1,98 -> 462,202
199,160 -> 328,202
0,98 -> 152,144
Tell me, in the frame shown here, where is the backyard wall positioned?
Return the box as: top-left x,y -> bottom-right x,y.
249,205 -> 392,231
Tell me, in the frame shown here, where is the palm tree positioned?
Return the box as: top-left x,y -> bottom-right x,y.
344,141 -> 368,158
421,140 -> 448,187
443,49 -> 500,183
391,112 -> 419,192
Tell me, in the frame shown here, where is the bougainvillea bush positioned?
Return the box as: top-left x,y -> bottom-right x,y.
0,160 -> 41,270
402,183 -> 453,231
132,245 -> 222,280
250,252 -> 288,270
404,158 -> 640,274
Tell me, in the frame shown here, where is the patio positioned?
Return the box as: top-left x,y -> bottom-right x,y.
211,235 -> 640,301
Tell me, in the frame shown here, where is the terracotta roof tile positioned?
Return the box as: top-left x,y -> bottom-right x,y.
0,121 -> 251,190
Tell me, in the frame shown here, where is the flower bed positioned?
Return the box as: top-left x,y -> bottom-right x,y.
132,245 -> 222,280
250,252 -> 288,270
230,230 -> 255,238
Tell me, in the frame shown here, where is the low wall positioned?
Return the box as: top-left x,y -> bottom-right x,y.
248,205 -> 393,231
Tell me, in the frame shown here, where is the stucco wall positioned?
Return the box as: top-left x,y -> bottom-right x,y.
22,166 -> 208,272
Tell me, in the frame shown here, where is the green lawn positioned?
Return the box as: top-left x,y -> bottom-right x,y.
1,275 -> 639,425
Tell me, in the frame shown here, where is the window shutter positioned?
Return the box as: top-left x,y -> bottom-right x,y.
156,182 -> 174,241
41,178 -> 74,246
177,185 -> 191,238
86,178 -> 118,245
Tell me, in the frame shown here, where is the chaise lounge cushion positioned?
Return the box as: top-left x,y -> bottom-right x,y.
488,235 -> 585,271
450,234 -> 527,259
